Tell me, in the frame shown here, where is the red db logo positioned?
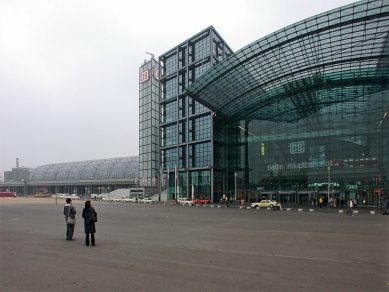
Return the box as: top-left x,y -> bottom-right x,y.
153,68 -> 159,80
140,70 -> 149,83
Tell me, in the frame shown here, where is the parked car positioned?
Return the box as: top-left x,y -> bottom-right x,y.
199,198 -> 211,204
64,194 -> 80,200
193,199 -> 210,204
177,198 -> 194,205
119,196 -> 130,202
251,200 -> 277,208
140,198 -> 155,204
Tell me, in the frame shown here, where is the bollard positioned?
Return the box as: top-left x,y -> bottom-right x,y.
239,206 -> 243,209
353,210 -> 359,214
211,205 -> 214,208
287,208 -> 291,211
256,207 -> 260,210
370,211 -> 375,214
309,209 -> 314,212
218,205 -> 221,208
338,210 -> 344,213
247,207 -> 251,209
267,207 -> 271,210
196,204 -> 199,207
298,208 -> 303,212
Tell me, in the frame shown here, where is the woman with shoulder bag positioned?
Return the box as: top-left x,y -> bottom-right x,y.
82,200 -> 97,246
64,198 -> 76,241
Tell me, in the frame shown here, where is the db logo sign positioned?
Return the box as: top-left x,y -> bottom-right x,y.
153,67 -> 159,80
290,141 -> 304,154
140,70 -> 150,83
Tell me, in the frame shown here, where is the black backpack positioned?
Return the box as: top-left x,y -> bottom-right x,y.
89,208 -> 97,222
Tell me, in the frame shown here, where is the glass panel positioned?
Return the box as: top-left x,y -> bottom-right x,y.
189,142 -> 211,168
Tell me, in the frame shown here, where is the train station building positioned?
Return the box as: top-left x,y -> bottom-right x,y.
2,0 -> 389,205
141,0 -> 389,205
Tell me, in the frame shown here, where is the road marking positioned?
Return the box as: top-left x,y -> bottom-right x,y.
11,228 -> 389,267
137,241 -> 388,266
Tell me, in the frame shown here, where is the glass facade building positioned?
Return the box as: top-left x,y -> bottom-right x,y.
2,1 -> 387,204
157,27 -> 233,202
29,156 -> 139,181
139,58 -> 160,188
139,0 -> 388,205
12,156 -> 141,196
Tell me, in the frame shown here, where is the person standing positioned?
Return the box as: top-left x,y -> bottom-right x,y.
340,199 -> 345,208
353,198 -> 358,208
346,199 -> 354,216
64,198 -> 76,240
82,200 -> 97,246
319,197 -> 323,208
225,197 -> 230,208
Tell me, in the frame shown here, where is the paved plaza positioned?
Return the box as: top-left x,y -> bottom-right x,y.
0,198 -> 388,291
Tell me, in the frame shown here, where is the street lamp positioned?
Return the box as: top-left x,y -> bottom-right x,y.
155,171 -> 161,202
166,169 -> 170,201
328,166 -> 331,211
234,173 -> 237,204
55,179 -> 57,205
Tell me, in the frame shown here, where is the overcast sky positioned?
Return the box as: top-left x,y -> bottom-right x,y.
0,0 -> 357,177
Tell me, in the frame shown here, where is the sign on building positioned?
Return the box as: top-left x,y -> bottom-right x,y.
140,70 -> 150,83
290,141 -> 305,154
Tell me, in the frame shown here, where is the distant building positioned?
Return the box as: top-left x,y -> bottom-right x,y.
0,157 -> 140,197
4,167 -> 32,182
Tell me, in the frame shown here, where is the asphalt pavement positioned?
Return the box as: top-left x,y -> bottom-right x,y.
1,199 -> 388,291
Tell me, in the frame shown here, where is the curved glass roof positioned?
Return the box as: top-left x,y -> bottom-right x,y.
186,0 -> 389,123
29,156 -> 139,181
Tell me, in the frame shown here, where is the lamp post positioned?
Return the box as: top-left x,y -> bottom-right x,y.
166,169 -> 170,201
155,171 -> 160,202
328,166 -> 331,211
174,165 -> 178,201
234,173 -> 237,204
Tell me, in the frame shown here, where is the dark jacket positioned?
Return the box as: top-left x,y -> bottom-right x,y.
64,204 -> 76,220
82,207 -> 97,234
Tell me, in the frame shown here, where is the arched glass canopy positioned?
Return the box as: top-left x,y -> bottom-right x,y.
186,0 -> 389,123
29,156 -> 139,181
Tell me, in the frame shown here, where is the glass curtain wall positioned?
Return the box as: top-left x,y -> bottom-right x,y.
226,90 -> 388,205
159,26 -> 233,202
184,1 -> 389,205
